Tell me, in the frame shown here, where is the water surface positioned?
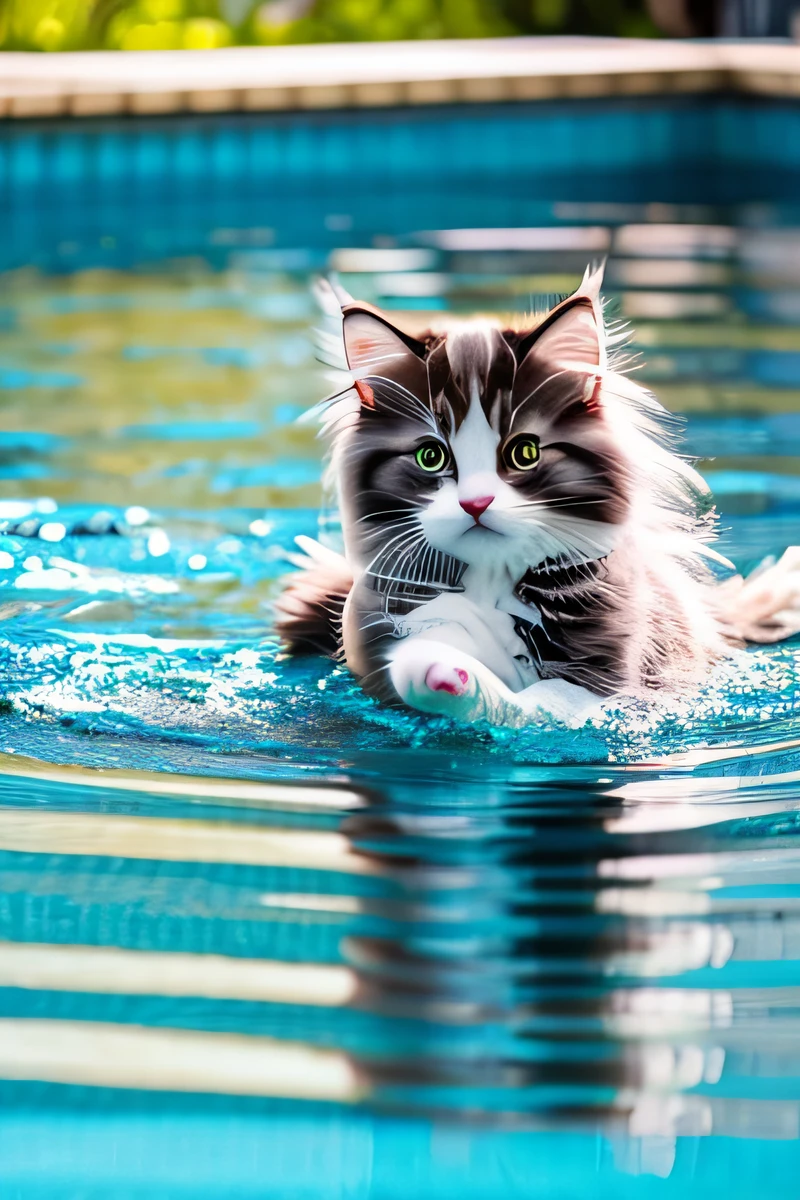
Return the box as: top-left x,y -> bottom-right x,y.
1,204 -> 800,1196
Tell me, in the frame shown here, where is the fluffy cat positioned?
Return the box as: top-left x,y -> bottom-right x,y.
276,267 -> 800,728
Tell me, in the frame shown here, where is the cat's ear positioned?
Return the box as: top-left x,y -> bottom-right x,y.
517,264 -> 605,372
341,304 -> 428,411
513,269 -> 605,418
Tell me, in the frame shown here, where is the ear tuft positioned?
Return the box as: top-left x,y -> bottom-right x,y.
354,379 -> 375,408
585,375 -> 603,413
579,259 -> 606,302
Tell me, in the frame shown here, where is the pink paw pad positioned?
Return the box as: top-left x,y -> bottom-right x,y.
425,663 -> 469,696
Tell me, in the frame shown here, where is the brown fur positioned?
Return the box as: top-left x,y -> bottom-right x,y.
274,553 -> 352,657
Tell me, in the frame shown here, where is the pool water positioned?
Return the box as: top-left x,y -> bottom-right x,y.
2,102 -> 800,1196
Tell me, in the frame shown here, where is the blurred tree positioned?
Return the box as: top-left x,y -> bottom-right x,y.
506,0 -> 658,36
1,0 -> 94,50
243,0 -> 518,43
0,0 -> 659,50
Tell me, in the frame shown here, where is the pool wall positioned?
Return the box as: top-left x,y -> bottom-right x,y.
2,94 -> 800,274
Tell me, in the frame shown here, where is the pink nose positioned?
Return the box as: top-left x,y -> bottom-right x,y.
460,495 -> 494,521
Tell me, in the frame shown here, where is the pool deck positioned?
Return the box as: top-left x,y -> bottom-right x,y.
0,37 -> 800,119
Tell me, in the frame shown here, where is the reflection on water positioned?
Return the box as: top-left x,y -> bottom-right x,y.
2,207 -> 800,1194
2,755 -> 800,1191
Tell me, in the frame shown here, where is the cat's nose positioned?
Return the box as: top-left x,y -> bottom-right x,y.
460,495 -> 494,520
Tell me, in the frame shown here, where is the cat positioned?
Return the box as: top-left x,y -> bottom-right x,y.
276,266 -> 800,728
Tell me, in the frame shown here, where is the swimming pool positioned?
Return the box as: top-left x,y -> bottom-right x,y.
2,94 -> 800,1196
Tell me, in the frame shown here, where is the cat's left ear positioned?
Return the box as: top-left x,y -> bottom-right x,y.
341,304 -> 428,411
513,263 -> 606,417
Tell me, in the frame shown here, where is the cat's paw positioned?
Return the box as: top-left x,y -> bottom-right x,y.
385,639 -> 604,729
518,677 -> 605,729
387,640 -> 482,719
424,662 -> 470,697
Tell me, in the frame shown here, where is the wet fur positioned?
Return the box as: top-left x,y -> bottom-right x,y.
276,269 -> 800,724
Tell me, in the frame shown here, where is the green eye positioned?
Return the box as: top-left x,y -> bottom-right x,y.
415,441 -> 448,473
504,435 -> 540,472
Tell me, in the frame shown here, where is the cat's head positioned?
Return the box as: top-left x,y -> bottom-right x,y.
334,268 -> 631,584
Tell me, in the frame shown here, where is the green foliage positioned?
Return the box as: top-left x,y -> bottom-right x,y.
1,0 -> 94,51
0,0 -> 658,51
248,0 -> 514,44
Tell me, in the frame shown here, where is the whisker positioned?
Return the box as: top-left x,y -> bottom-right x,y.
350,489 -> 425,509
356,510 -> 421,525
366,526 -> 422,566
508,497 -> 613,513
366,529 -> 425,577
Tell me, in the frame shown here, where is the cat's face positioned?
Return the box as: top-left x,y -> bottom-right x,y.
339,281 -> 630,589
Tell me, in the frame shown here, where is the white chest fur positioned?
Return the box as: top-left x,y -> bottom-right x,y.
396,573 -> 541,692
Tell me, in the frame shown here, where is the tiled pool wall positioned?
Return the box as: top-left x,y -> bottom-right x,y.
2,95 -> 800,275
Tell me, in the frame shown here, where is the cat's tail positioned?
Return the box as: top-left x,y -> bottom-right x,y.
715,547 -> 800,644
274,535 -> 353,657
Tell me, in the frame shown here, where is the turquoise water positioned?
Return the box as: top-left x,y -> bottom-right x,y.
2,100 -> 800,1196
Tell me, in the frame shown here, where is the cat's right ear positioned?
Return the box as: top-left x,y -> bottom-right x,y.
341,305 -> 428,409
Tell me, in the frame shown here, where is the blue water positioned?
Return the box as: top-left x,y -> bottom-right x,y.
2,98 -> 800,1197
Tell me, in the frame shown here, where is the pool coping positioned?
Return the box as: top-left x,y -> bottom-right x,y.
0,37 -> 799,120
